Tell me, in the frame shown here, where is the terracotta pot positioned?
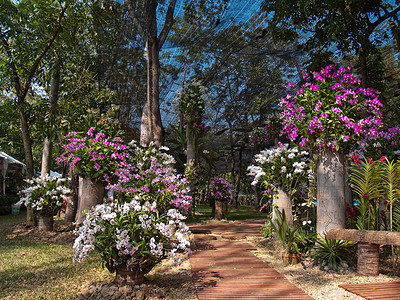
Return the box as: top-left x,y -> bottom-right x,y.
37,213 -> 54,231
282,252 -> 301,265
114,263 -> 154,285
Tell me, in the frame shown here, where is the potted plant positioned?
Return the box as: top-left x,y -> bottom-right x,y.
18,175 -> 71,231
73,142 -> 192,285
248,144 -> 312,225
268,207 -> 302,264
208,177 -> 233,220
57,127 -> 128,222
279,65 -> 383,235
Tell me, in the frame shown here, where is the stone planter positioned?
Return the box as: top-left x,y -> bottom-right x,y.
316,148 -> 346,236
37,212 -> 54,231
272,185 -> 293,226
76,176 -> 104,223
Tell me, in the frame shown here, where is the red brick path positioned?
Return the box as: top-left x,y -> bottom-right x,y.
189,220 -> 314,300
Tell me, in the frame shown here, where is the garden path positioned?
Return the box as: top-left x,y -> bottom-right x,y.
189,220 -> 314,299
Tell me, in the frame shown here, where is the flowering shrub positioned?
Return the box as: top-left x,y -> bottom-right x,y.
18,175 -> 71,215
73,199 -> 191,271
208,177 -> 233,202
247,144 -> 312,196
73,142 -> 192,273
280,65 -> 383,151
57,127 -> 128,184
177,81 -> 207,131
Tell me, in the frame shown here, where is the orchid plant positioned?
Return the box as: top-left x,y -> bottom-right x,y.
208,177 -> 233,203
73,142 -> 192,274
248,144 -> 312,197
18,175 -> 71,216
56,127 -> 128,184
361,126 -> 400,160
280,65 -> 383,152
177,81 -> 208,132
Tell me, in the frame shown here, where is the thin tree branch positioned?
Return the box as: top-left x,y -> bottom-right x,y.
125,0 -> 146,41
159,0 -> 177,48
20,5 -> 67,101
369,5 -> 400,34
0,28 -> 22,96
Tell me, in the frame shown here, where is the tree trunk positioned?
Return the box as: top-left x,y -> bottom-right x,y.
19,109 -> 36,226
64,167 -> 78,223
359,46 -> 368,88
234,146 -> 243,208
41,58 -> 61,177
76,176 -> 104,223
214,200 -> 225,220
316,148 -> 346,236
272,185 -> 293,225
186,128 -> 196,213
140,33 -> 164,146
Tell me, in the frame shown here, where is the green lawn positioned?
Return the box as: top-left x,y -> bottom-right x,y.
188,203 -> 267,223
0,212 -> 112,300
0,204 -> 266,298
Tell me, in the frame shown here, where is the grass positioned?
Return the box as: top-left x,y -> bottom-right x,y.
188,203 -> 267,223
0,203 -> 266,299
0,212 -> 112,300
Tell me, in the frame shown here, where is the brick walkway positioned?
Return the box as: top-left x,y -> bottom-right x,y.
189,220 -> 314,300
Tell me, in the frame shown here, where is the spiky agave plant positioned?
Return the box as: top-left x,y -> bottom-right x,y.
349,158 -> 384,230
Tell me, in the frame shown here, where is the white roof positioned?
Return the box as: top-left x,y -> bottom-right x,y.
0,151 -> 25,166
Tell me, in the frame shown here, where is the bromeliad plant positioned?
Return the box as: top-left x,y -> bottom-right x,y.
18,175 -> 72,216
312,236 -> 355,270
280,65 -> 383,152
56,127 -> 128,184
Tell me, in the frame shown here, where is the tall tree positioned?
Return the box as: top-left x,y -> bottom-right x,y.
124,0 -> 177,146
261,0 -> 400,87
0,0 -> 67,178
